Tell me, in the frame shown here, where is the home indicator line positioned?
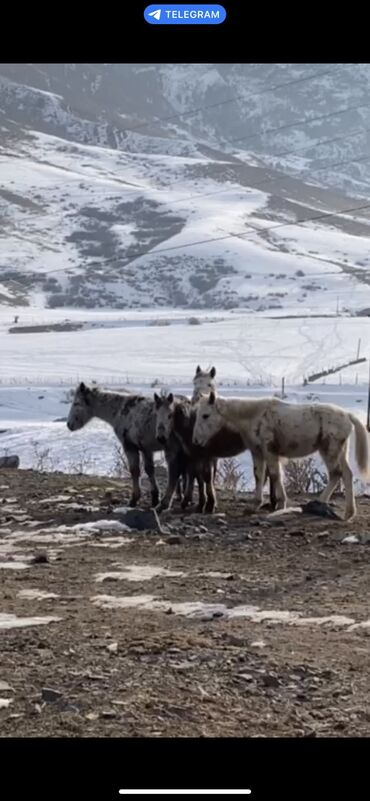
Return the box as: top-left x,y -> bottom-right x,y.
119,790 -> 252,796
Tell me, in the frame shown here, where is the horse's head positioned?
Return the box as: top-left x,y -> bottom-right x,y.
192,364 -> 217,401
67,382 -> 95,431
154,391 -> 175,445
192,390 -> 222,446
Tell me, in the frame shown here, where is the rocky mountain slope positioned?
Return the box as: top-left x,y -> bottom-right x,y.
2,63 -> 370,311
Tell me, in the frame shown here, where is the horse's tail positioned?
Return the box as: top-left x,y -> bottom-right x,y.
349,413 -> 370,478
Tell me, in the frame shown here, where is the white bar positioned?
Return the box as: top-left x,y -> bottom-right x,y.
119,792 -> 252,796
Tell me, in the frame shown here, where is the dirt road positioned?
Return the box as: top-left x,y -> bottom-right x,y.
1,469 -> 370,737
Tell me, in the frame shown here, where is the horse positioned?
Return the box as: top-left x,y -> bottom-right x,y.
192,365 -> 216,402
154,391 -> 277,513
152,366 -> 218,512
66,382 -> 188,509
192,391 -> 370,520
66,367 -> 217,512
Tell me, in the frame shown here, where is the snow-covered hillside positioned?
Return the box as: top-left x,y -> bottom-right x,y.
2,64 -> 370,312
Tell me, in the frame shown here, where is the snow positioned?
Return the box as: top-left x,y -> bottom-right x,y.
2,123 -> 370,313
0,307 -> 369,489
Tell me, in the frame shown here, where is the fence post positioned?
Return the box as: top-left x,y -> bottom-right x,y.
281,377 -> 285,398
357,338 -> 361,360
367,360 -> 370,432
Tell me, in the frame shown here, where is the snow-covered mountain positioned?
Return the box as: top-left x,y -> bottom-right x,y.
2,63 -> 370,312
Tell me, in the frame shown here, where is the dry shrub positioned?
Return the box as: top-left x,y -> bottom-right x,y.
215,457 -> 247,494
284,457 -> 327,495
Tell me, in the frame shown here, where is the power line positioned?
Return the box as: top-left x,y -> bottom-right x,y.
120,66 -> 341,135
226,96 -> 370,149
272,125 -> 370,159
6,197 -> 370,283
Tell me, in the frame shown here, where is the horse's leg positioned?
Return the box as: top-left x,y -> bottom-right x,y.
319,454 -> 342,503
142,449 -> 159,508
265,454 -> 286,510
252,450 -> 267,508
204,460 -> 217,514
267,467 -> 277,510
196,472 -> 206,513
125,445 -> 141,507
157,450 -> 182,512
181,467 -> 195,510
175,476 -> 183,502
340,449 -> 356,520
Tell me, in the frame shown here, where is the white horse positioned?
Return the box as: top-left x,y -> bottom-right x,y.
192,392 -> 370,520
192,365 -> 216,401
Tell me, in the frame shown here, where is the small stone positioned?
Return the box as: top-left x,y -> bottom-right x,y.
86,712 -> 99,721
100,709 -> 117,719
0,698 -> 13,709
238,673 -> 254,682
262,674 -> 280,688
167,535 -> 182,545
0,681 -> 13,692
31,552 -> 49,564
107,642 -> 118,653
41,688 -> 63,704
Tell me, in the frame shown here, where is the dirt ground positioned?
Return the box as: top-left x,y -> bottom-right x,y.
1,468 -> 370,738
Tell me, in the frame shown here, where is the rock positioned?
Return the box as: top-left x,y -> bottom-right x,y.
0,698 -> 13,708
262,674 -> 280,688
41,688 -> 63,704
301,500 -> 340,519
238,673 -> 254,682
86,712 -> 99,721
116,508 -> 164,533
0,681 -> 13,691
167,535 -> 182,545
0,456 -> 19,469
31,552 -> 49,564
107,642 -> 118,653
341,535 -> 359,544
100,709 -> 117,719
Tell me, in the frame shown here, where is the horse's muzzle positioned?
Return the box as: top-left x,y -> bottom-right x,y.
157,435 -> 167,445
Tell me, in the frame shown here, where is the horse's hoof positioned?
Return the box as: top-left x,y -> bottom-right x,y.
156,501 -> 169,514
151,494 -> 160,508
129,498 -> 138,508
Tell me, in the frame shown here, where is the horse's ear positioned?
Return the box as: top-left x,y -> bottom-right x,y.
154,393 -> 161,408
209,391 -> 216,405
196,365 -> 201,375
210,367 -> 216,379
167,392 -> 174,404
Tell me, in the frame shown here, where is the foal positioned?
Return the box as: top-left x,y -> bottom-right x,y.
193,392 -> 370,520
67,382 -> 186,509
